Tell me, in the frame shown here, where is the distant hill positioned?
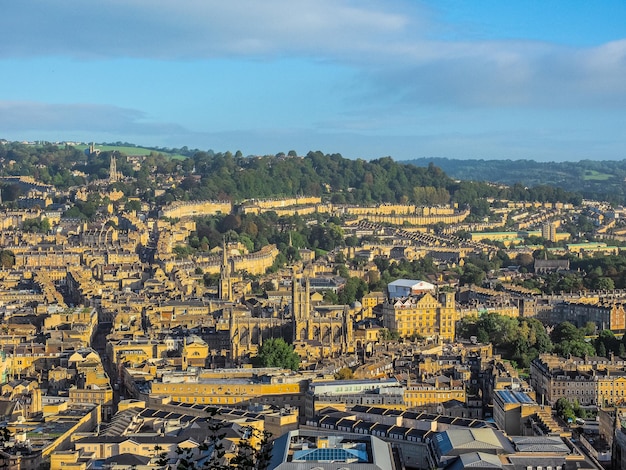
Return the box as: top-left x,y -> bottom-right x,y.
0,142 -> 583,206
76,144 -> 187,160
406,157 -> 626,203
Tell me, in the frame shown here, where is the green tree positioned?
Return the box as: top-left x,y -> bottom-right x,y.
203,272 -> 220,287
515,253 -> 534,269
338,277 -> 369,305
0,250 -> 15,268
551,321 -> 584,344
22,217 -> 50,233
334,367 -> 354,380
323,290 -> 339,304
256,338 -> 300,371
457,314 -> 553,366
551,321 -> 595,357
555,397 -> 575,422
380,328 -> 401,341
459,262 -> 486,286
173,244 -> 194,259
595,329 -> 620,357
594,277 -> 615,291
125,199 -> 142,212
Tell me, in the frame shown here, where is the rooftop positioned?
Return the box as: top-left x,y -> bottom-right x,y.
495,390 -> 536,405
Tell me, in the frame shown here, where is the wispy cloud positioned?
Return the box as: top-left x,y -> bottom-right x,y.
2,100 -> 624,161
357,39 -> 626,109
3,1 -> 626,111
0,0 -> 412,59
0,101 -> 186,135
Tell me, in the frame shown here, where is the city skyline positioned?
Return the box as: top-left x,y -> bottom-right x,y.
2,1 -> 626,161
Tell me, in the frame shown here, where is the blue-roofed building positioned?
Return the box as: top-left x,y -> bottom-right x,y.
493,390 -> 542,436
292,443 -> 368,463
268,429 -> 396,470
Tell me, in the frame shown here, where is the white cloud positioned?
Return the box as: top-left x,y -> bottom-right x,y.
2,0 -> 625,111
354,38 -> 626,109
0,101 -> 186,135
2,100 -> 625,161
0,0 -> 413,59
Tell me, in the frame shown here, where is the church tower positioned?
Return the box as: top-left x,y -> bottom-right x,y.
342,305 -> 354,353
228,309 -> 240,365
109,154 -> 119,182
291,267 -> 310,342
219,238 -> 233,301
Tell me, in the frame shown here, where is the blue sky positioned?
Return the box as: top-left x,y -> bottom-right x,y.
1,1 -> 625,161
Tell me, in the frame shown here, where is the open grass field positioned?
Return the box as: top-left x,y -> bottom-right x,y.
582,170 -> 613,181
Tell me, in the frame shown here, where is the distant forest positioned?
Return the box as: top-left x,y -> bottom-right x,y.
0,143 -> 583,211
407,157 -> 626,204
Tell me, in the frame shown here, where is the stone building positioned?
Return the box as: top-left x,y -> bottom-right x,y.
530,353 -> 626,407
382,289 -> 457,342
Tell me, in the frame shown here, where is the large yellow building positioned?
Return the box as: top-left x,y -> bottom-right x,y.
158,200 -> 232,219
531,354 -> 626,407
355,209 -> 469,226
360,291 -> 384,318
69,385 -> 114,421
149,374 -> 307,409
106,338 -> 172,366
382,291 -> 457,341
404,380 -> 466,409
241,196 -> 322,215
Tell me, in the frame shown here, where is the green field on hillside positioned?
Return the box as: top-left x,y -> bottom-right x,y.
582,169 -> 612,181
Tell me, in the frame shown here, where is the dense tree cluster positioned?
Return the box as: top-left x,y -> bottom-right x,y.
460,314 -> 626,370
0,250 -> 15,268
550,321 -> 595,358
255,338 -> 300,371
457,313 -> 552,368
0,142 -> 87,189
22,217 -> 50,233
322,276 -> 369,305
169,152 -> 454,204
593,329 -> 626,357
0,142 -> 588,209
0,142 -> 181,198
457,314 -> 626,369
514,254 -> 626,294
186,212 -> 339,259
571,255 -> 626,290
554,397 -> 588,423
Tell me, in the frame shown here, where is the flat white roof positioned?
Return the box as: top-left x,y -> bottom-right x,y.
388,279 -> 421,288
388,279 -> 435,290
